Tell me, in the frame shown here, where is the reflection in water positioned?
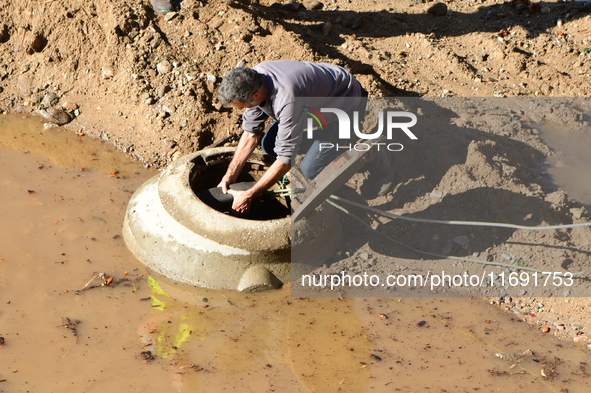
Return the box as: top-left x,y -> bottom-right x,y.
2,114 -> 591,392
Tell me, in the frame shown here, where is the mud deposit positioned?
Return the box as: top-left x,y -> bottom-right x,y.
2,114 -> 591,392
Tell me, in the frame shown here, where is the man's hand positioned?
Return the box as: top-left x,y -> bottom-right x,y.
228,189 -> 254,214
217,132 -> 262,194
217,176 -> 233,194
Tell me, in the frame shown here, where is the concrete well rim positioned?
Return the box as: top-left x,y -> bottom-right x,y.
157,147 -> 291,252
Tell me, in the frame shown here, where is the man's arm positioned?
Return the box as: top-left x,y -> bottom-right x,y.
228,159 -> 291,214
218,131 -> 262,192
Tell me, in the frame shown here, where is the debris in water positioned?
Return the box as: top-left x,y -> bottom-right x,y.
370,354 -> 382,361
141,350 -> 154,362
58,317 -> 81,343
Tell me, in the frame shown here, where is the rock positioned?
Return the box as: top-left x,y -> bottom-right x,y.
62,102 -> 79,111
303,0 -> 324,10
540,83 -> 552,95
16,75 -> 33,95
41,92 -> 59,108
101,68 -> 114,80
545,190 -> 568,207
570,207 -> 586,219
38,107 -> 72,125
279,1 -> 302,12
427,3 -> 447,16
321,21 -> 332,36
150,0 -> 173,14
164,139 -> 177,149
156,85 -> 170,98
541,6 -> 551,14
157,60 -> 173,75
164,12 -> 178,22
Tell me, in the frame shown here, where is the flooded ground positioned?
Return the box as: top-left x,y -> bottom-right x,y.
2,114 -> 591,392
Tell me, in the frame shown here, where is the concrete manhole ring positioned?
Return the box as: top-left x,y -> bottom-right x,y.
123,147 -> 292,292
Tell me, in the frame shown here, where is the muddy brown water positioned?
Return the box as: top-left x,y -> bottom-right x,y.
2,113 -> 591,392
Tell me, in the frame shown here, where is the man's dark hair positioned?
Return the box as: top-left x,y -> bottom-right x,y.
217,66 -> 264,106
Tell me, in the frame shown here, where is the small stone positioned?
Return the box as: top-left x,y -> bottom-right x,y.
164,12 -> 178,22
427,3 -> 447,16
430,190 -> 443,198
205,73 -> 217,83
541,6 -> 551,14
16,75 -> 33,95
303,0 -> 323,10
164,139 -> 177,149
541,327 -> 550,333
570,207 -> 585,219
157,60 -> 173,75
101,68 -> 114,80
62,101 -> 79,111
38,107 -> 72,125
539,83 -> 551,95
156,85 -> 170,98
41,92 -> 59,108
321,22 -> 332,36
557,19 -> 563,28
279,1 -> 302,12
150,0 -> 172,14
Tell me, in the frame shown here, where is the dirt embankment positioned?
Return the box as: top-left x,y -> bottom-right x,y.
1,0 -> 590,167
1,0 -> 591,348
